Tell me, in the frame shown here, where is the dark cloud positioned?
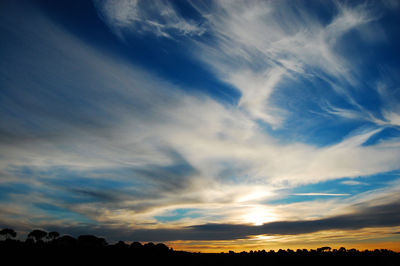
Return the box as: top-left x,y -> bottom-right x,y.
37,150 -> 201,208
39,175 -> 137,205
68,188 -> 121,203
133,149 -> 199,193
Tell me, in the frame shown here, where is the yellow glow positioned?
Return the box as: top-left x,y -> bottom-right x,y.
236,189 -> 272,203
243,206 -> 276,225
166,226 -> 400,253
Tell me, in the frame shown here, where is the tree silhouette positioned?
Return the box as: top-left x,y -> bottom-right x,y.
78,235 -> 107,248
0,228 -> 17,240
1,228 -> 400,266
28,229 -> 47,242
317,246 -> 331,252
155,243 -> 169,254
47,231 -> 60,241
115,240 -> 128,249
130,241 -> 143,250
54,235 -> 76,247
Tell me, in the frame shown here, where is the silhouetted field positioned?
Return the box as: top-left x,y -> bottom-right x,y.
1,228 -> 399,265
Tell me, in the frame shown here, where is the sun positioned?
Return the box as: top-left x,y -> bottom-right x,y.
243,206 -> 276,226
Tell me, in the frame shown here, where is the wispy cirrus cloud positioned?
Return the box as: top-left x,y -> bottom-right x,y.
94,0 -> 206,39
292,193 -> 350,196
95,0 -> 386,131
101,1 -> 394,146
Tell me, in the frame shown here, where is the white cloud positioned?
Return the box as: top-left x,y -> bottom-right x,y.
192,1 -> 375,125
341,180 -> 367,185
292,193 -> 350,196
94,1 -> 382,129
233,67 -> 286,127
94,0 -> 206,39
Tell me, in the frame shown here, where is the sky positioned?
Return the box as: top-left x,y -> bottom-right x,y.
1,0 -> 400,252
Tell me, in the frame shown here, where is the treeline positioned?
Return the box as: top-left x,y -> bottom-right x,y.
1,228 -> 399,265
0,228 -> 170,252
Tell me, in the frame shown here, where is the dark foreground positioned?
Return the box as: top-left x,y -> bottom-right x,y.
1,239 -> 399,266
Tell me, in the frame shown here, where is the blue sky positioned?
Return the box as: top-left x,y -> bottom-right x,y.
1,0 -> 400,251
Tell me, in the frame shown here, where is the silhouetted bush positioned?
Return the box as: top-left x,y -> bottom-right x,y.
130,241 -> 143,250
77,235 -> 107,248
54,235 -> 77,248
27,229 -> 47,243
0,228 -> 16,240
47,231 -> 60,241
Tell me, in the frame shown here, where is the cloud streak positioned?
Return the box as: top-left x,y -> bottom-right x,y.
94,0 -> 206,39
292,193 -> 350,196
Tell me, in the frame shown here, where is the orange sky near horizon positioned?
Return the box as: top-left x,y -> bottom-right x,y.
165,227 -> 400,253
167,240 -> 400,253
